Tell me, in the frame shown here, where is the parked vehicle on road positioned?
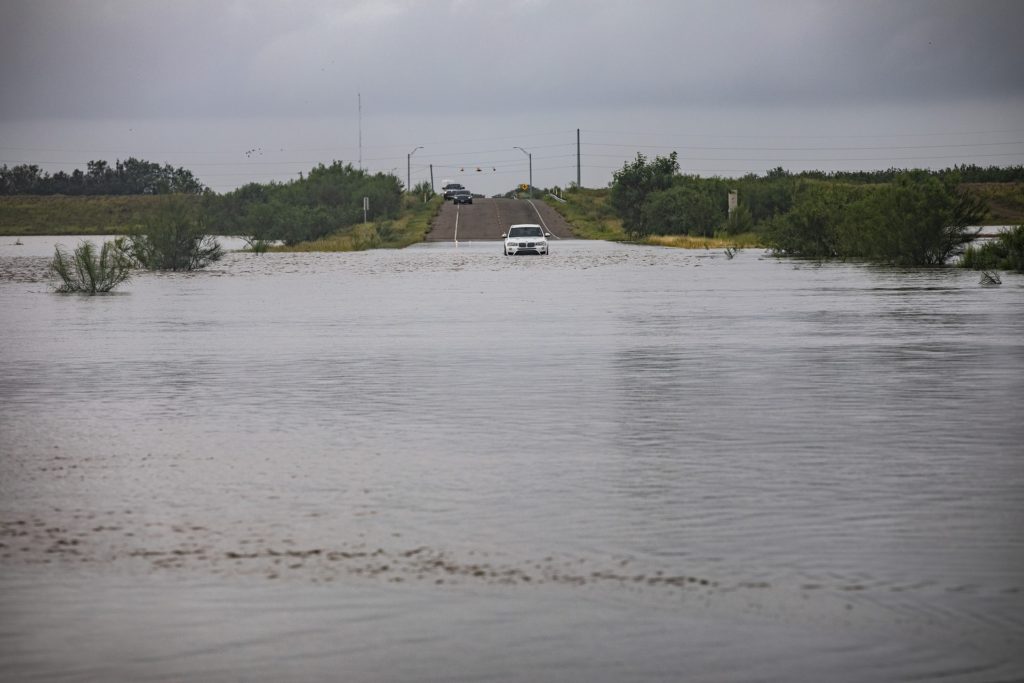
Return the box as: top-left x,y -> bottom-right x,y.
452,190 -> 473,205
503,224 -> 550,255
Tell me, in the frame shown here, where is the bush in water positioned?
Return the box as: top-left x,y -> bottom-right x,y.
129,195 -> 222,271
50,238 -> 133,293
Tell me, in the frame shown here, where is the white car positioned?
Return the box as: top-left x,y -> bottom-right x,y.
503,224 -> 550,256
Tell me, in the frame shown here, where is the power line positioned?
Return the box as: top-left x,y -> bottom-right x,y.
583,140 -> 1024,152
580,127 -> 1024,140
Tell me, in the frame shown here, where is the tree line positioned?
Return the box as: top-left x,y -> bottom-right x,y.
753,164 -> 1024,185
0,159 -> 205,195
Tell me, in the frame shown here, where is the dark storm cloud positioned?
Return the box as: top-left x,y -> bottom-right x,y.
2,0 -> 1022,121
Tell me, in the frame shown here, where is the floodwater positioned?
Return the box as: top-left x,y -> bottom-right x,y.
1,235 -> 1022,682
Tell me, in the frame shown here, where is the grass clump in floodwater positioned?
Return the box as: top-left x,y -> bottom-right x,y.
50,238 -> 133,293
960,225 -> 1024,273
641,233 -> 763,249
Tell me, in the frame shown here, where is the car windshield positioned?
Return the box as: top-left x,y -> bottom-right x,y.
508,226 -> 543,238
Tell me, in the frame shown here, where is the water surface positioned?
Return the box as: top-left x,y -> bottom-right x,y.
2,236 -> 1022,682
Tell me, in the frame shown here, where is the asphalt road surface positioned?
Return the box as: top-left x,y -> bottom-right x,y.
425,197 -> 575,242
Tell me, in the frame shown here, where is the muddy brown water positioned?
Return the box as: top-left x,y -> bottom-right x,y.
2,236 -> 1023,682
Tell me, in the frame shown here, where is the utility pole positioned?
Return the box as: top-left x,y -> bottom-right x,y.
358,92 -> 362,170
577,128 -> 581,188
407,146 -> 422,193
514,146 -> 532,198
429,164 -> 434,193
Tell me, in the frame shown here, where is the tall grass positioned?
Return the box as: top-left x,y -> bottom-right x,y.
549,188 -> 624,240
641,233 -> 763,249
0,195 -> 198,236
50,238 -> 133,293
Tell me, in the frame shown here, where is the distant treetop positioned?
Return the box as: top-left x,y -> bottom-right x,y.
0,158 -> 207,195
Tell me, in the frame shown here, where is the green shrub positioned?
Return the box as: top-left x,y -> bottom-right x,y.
129,196 -> 222,271
765,173 -> 986,265
723,203 -> 754,236
641,184 -> 722,237
51,238 -> 133,293
611,153 -> 678,238
766,182 -> 859,258
411,180 -> 435,198
204,162 -> 403,245
840,172 -> 986,266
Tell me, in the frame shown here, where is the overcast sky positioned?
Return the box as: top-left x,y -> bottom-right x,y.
2,0 -> 1023,195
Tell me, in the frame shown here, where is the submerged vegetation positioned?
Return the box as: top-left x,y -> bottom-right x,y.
766,171 -> 987,265
6,152 -> 1023,274
128,196 -> 223,271
961,225 -> 1024,273
597,154 -> 1001,266
50,238 -> 133,293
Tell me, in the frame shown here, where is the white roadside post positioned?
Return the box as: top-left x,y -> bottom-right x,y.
363,196 -> 369,224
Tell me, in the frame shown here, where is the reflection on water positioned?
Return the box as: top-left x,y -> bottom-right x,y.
1,237 -> 1023,682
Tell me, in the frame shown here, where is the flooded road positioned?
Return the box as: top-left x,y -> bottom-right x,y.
2,236 -> 1023,682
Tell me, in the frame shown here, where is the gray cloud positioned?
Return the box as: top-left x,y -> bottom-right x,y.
3,0 -> 1023,121
2,0 -> 1022,195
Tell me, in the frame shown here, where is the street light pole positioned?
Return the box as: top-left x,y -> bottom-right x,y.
513,146 -> 532,198
407,146 -> 423,193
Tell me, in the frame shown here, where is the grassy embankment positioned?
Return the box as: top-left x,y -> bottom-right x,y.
0,194 -> 442,253
271,195 -> 443,252
2,182 -> 1020,242
0,195 -> 201,236
548,188 -> 764,248
551,183 -> 1024,249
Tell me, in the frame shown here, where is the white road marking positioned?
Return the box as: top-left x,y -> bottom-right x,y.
526,199 -> 561,239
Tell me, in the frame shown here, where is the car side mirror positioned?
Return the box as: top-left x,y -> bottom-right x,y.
501,233 -> 507,238
545,233 -> 551,237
